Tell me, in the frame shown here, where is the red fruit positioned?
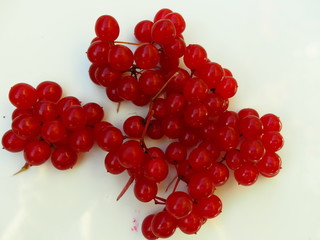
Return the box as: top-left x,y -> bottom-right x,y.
118,140 -> 145,168
134,177 -> 158,202
177,210 -> 202,234
69,128 -> 95,152
2,129 -> 28,152
9,83 -> 38,109
234,163 -> 259,186
164,12 -> 186,34
240,138 -> 265,162
165,191 -> 193,219
134,20 -> 154,43
95,126 -> 123,152
134,43 -> 160,69
154,8 -> 173,22
138,70 -> 165,96
61,105 -> 87,131
151,19 -> 176,45
108,44 -> 134,71
95,15 -> 120,42
143,157 -> 169,182
261,131 -> 284,152
36,81 -> 62,102
83,102 -> 104,126
41,120 -> 66,143
151,211 -> 177,238
260,113 -> 282,132
183,44 -> 207,70
123,115 -> 145,138
141,214 -> 158,240
24,140 -> 51,166
11,114 -> 41,141
104,151 -> 125,175
195,194 -> 222,219
188,172 -> 215,200
257,152 -> 282,177
51,147 -> 78,170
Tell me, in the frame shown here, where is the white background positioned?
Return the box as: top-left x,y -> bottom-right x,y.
1,0 -> 320,240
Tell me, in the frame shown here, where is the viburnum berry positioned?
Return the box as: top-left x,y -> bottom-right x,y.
134,20 -> 154,43
133,177 -> 158,202
234,163 -> 259,186
134,43 -> 160,69
2,129 -> 28,152
183,44 -> 207,70
9,83 -> 39,109
36,81 -> 62,102
23,140 -> 51,166
165,191 -> 193,219
104,150 -> 125,175
151,19 -> 176,45
51,147 -> 78,170
141,214 -> 158,240
95,15 -> 120,42
151,211 -> 177,238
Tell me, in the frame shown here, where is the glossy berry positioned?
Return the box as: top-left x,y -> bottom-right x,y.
33,101 -> 58,123
151,211 -> 177,238
83,102 -> 104,126
108,44 -> 134,71
165,141 -> 187,165
234,163 -> 259,186
154,8 -> 173,22
138,70 -> 165,96
143,157 -> 169,182
238,115 -> 263,138
177,210 -> 202,234
134,20 -> 154,43
2,129 -> 27,152
61,105 -> 87,131
207,162 -> 230,186
24,140 -> 51,166
134,43 -> 160,69
11,114 -> 41,141
240,138 -> 265,162
87,40 -> 112,65
41,120 -> 66,143
95,126 -> 123,152
95,65 -> 121,87
141,214 -> 158,240
188,147 -> 212,169
95,15 -> 120,42
56,96 -> 81,115
183,78 -> 208,103
261,131 -> 284,152
36,81 -> 62,102
123,115 -> 145,138
117,76 -> 140,101
195,62 -> 224,89
260,113 -> 282,132
69,128 -> 95,152
165,191 -> 193,219
134,177 -> 158,202
183,44 -> 207,70
195,194 -> 222,219
257,152 -> 282,177
104,150 -> 125,175
118,140 -> 145,168
164,12 -> 186,35
51,147 -> 78,170
188,172 -> 215,200
151,19 -> 176,45
9,83 -> 38,109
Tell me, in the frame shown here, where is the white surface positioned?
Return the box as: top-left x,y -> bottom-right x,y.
0,0 -> 320,240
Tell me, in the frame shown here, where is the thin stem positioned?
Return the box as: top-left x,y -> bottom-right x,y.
116,176 -> 134,201
13,163 -> 30,176
151,72 -> 179,102
114,41 -> 142,46
165,175 -> 178,192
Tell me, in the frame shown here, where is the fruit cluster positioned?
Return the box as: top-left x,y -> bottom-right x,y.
2,81 -> 105,171
85,8 -> 284,239
1,8 -> 284,240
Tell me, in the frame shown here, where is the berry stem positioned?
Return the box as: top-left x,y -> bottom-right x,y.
116,176 -> 135,201
13,162 -> 30,176
114,41 -> 142,46
154,196 -> 166,205
151,72 -> 179,102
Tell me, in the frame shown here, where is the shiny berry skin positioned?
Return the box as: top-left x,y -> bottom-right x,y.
183,44 -> 207,70
164,12 -> 186,34
36,81 -> 62,102
195,194 -> 222,219
106,86 -> 123,103
151,211 -> 177,238
142,214 -> 158,240
207,162 -> 230,186
217,110 -> 239,128
159,52 -> 179,72
152,98 -> 167,120
138,70 -> 165,96
51,147 -> 78,170
87,40 -> 112,65
151,19 -> 176,45
104,150 -> 125,175
183,103 -> 208,128
257,152 -> 282,177
238,108 -> 259,119
146,119 -> 165,139
225,149 -> 243,170
134,43 -> 160,69
2,129 -> 27,152
133,177 -> 158,202
183,77 -> 208,103
215,76 -> 238,99
161,115 -> 184,139
143,157 -> 169,182
117,76 -> 140,101
165,141 -> 187,165
195,62 -> 224,89
154,8 -> 173,22
261,131 -> 284,152
9,83 -> 38,109
188,172 -> 215,200
41,120 -> 66,143
56,96 -> 81,115
123,115 -> 145,138
234,163 -> 259,186
61,105 -> 87,131
23,140 -> 51,166
95,126 -> 123,152
69,128 -> 95,152
165,191 -> 193,219
95,15 -> 120,42
188,147 -> 212,169
215,126 -> 239,151
238,115 -> 263,138
260,113 -> 282,132
162,37 -> 186,59
108,44 -> 134,71
134,20 -> 153,43
118,140 -> 145,168
177,210 -> 202,234
165,93 -> 186,115
88,64 -> 100,85
166,68 -> 190,93
83,102 -> 104,126
11,108 -> 33,120
95,65 -> 121,87
240,138 -> 265,162
203,92 -> 229,117
33,101 -> 58,123
11,114 -> 41,141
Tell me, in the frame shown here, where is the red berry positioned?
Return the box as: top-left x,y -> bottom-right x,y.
95,126 -> 123,151
9,83 -> 38,109
61,105 -> 87,131
257,152 -> 282,177
108,44 -> 134,71
95,15 -> 120,42
260,113 -> 282,132
24,140 -> 51,166
141,214 -> 158,240
36,81 -> 62,102
11,114 -> 41,141
195,194 -> 222,219
234,163 -> 259,186
177,210 -> 202,234
188,172 -> 215,200
41,120 -> 66,143
118,140 -> 145,168
83,102 -> 104,126
165,191 -> 193,219
51,147 -> 78,170
151,19 -> 176,45
183,44 -> 207,70
2,129 -> 28,152
151,211 -> 177,238
143,157 -> 169,182
104,151 -> 125,175
134,43 -> 160,69
134,177 -> 158,202
164,12 -> 186,35
123,115 -> 145,138
261,131 -> 284,152
154,8 -> 173,22
134,20 -> 153,43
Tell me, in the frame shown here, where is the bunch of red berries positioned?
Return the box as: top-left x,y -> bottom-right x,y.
85,8 -> 284,239
2,81 -> 105,171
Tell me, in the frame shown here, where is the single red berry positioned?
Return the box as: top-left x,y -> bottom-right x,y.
215,126 -> 239,151
225,149 -> 243,170
69,127 -> 95,152
36,81 -> 62,102
183,77 -> 208,103
257,152 -> 282,177
118,140 -> 145,168
104,150 -> 125,175
195,194 -> 222,219
87,40 -> 112,65
162,37 -> 186,59
165,191 -> 193,219
2,129 -> 28,152
117,75 -> 140,101
134,43 -> 160,69
151,211 -> 177,238
123,115 -> 145,138
151,19 -> 176,45
61,105 -> 87,131
188,147 -> 212,169
33,101 -> 58,123
177,210 -> 202,234
238,115 -> 263,138
240,138 -> 265,162
207,162 -> 230,186
11,114 -> 41,141
95,15 -> 120,42
234,163 -> 259,186
24,140 -> 51,166
138,70 -> 165,96
95,126 -> 123,152
141,214 -> 158,240
56,96 -> 81,115
203,92 -> 229,117
134,20 -> 154,43
9,83 -> 38,109
215,76 -> 238,99
260,113 -> 282,132
261,131 -> 284,152
134,177 -> 158,202
183,44 -> 207,70
183,103 -> 209,128
164,12 -> 186,34
108,44 -> 134,71
83,102 -> 104,126
51,147 -> 78,170
95,65 -> 121,87
41,120 -> 66,143
143,157 -> 169,182
188,172 -> 215,200
147,119 -> 165,139
154,8 -> 173,22
165,141 -> 187,165
238,108 -> 259,119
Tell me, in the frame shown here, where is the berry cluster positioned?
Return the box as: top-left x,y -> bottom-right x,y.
85,8 -> 284,239
2,81 -> 105,171
1,8 -> 284,240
